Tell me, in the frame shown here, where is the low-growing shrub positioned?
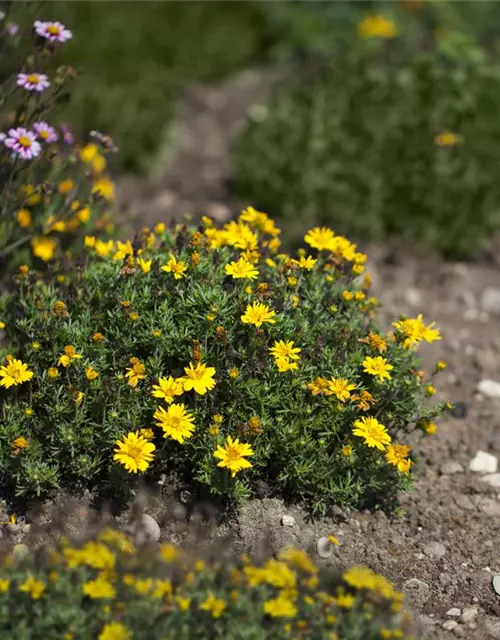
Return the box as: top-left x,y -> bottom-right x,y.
0,12 -> 116,284
0,209 -> 446,515
233,21 -> 500,258
0,525 -> 414,639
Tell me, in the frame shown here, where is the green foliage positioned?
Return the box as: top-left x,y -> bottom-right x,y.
0,9 -> 116,285
0,212 -> 445,515
233,39 -> 500,258
0,525 -> 413,639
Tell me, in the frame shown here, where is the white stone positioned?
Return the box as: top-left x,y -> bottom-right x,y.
469,451 -> 498,474
481,288 -> 500,316
281,515 -> 295,527
481,473 -> 500,488
316,536 -> 333,559
493,575 -> 500,595
134,514 -> 161,544
478,379 -> 500,399
447,608 -> 461,617
441,461 -> 464,475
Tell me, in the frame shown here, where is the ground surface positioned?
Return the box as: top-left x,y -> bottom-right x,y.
3,67 -> 500,639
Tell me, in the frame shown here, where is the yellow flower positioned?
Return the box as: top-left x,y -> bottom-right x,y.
176,596 -> 191,611
214,435 -> 254,478
58,345 -> 82,368
392,314 -> 441,348
98,622 -> 132,640
180,362 -> 216,395
325,378 -> 356,402
125,357 -> 146,387
291,255 -> 317,270
341,445 -> 353,457
0,579 -> 10,593
225,257 -> 259,280
152,376 -> 184,403
12,436 -> 28,450
92,332 -> 105,344
269,340 -> 301,361
435,131 -> 461,147
424,421 -> 437,435
19,575 -> 45,599
425,384 -> 436,397
31,236 -> 56,262
161,254 -> 187,279
351,390 -> 376,411
85,367 -> 99,381
336,592 -> 355,608
358,15 -> 398,39
275,357 -> 299,373
304,227 -> 335,251
436,360 -> 447,372
20,183 -> 41,206
137,258 -> 152,274
241,301 -> 276,327
0,357 -> 34,388
200,592 -> 226,618
307,377 -> 329,396
95,239 -> 115,258
154,403 -> 195,443
353,417 -> 391,450
362,356 -> 393,382
327,534 -> 340,547
17,208 -> 32,228
113,240 -> 134,261
83,576 -> 116,599
80,144 -> 99,164
229,368 -> 239,379
364,332 -> 388,352
92,178 -> 116,202
58,179 -> 74,194
385,444 -> 412,473
77,207 -> 91,223
113,431 -> 155,473
264,596 -> 298,618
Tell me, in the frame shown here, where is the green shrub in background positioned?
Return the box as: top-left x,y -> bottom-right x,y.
0,210 -> 445,515
0,526 -> 414,639
234,26 -> 500,258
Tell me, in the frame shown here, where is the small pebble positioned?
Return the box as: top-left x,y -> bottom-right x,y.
5,523 -> 20,535
477,379 -> 500,399
460,606 -> 479,624
281,515 -> 295,527
481,473 -> 500,488
481,288 -> 500,316
423,541 -> 446,558
441,461 -> 464,475
469,451 -> 498,474
450,402 -> 468,418
485,617 -> 500,639
446,608 -> 461,617
442,620 -> 458,631
316,536 -> 333,559
134,514 -> 161,544
402,578 -> 431,609
479,497 -> 500,516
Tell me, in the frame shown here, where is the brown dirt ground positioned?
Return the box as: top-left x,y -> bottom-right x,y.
3,67 -> 500,639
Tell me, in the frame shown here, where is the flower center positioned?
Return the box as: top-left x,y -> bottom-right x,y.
224,445 -> 240,463
27,74 -> 40,84
18,136 -> 32,148
169,417 -> 181,430
40,130 -> 49,140
47,25 -> 61,35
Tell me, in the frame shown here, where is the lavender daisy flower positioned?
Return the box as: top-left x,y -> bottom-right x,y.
4,128 -> 41,159
60,124 -> 74,145
34,20 -> 72,43
33,122 -> 58,144
17,72 -> 50,92
6,22 -> 19,37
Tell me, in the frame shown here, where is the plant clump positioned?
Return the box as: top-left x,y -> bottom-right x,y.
0,208 -> 446,515
0,11 -> 117,285
0,525 -> 414,639
233,18 -> 500,258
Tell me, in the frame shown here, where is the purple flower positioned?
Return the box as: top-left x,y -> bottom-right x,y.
60,124 -> 74,145
4,127 -> 41,159
33,122 -> 58,144
34,20 -> 72,43
17,72 -> 50,92
6,22 -> 19,37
